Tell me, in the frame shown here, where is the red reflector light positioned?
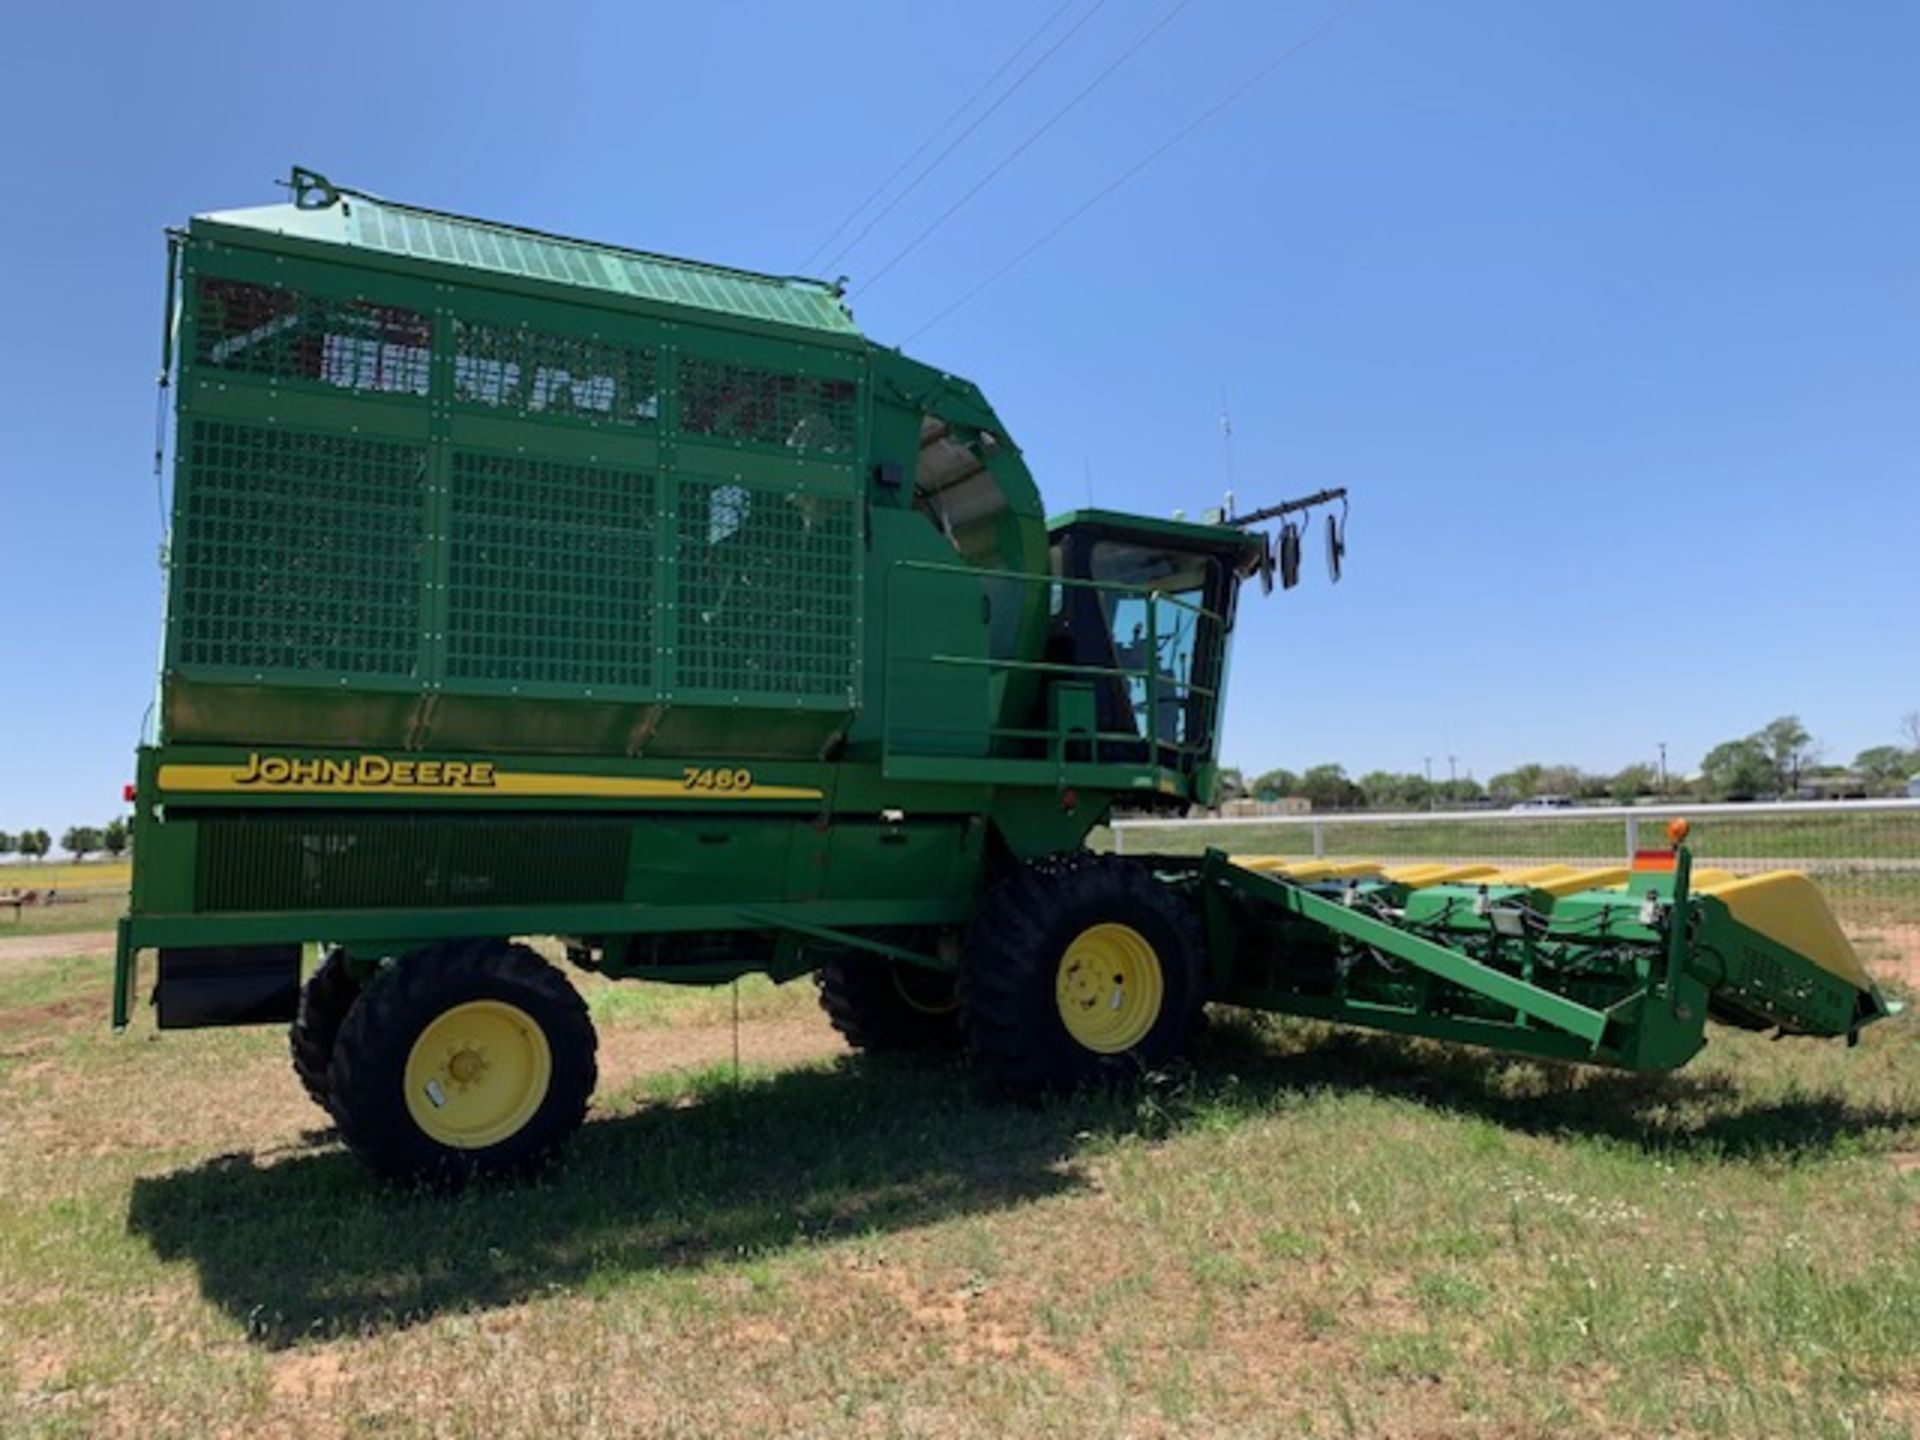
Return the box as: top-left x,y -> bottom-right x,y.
1630,849 -> 1676,872
123,783 -> 137,804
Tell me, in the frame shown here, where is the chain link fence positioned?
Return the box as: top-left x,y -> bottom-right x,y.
1113,800 -> 1920,978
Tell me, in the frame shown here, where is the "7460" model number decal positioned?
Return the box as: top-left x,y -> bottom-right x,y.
681,766 -> 754,791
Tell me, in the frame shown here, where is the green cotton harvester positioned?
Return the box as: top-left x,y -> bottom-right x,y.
119,169 -> 1896,1185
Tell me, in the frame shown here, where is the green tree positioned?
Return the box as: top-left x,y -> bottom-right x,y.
1758,715 -> 1819,795
0,831 -> 14,859
1609,763 -> 1657,804
17,829 -> 50,862
1358,770 -> 1430,811
1854,745 -> 1916,795
1490,763 -> 1592,802
1487,763 -> 1544,803
101,818 -> 130,858
62,826 -> 103,862
1250,768 -> 1300,801
1299,763 -> 1362,811
1699,738 -> 1775,800
1536,764 -> 1586,798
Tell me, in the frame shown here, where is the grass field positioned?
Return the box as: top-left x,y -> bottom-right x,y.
0,891 -> 128,939
0,862 -> 131,893
0,862 -> 131,941
2,937 -> 1916,1438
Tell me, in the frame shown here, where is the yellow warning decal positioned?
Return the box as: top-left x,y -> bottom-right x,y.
156,754 -> 823,801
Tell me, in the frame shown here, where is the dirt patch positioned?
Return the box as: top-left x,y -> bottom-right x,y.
594,1009 -> 848,1085
0,996 -> 96,1034
269,1346 -> 346,1405
1857,925 -> 1920,989
856,1256 -> 1074,1375
0,931 -> 115,966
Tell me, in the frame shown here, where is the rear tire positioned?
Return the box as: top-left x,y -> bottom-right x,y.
289,948 -> 361,1114
961,855 -> 1205,1096
329,940 -> 596,1188
816,956 -> 963,1052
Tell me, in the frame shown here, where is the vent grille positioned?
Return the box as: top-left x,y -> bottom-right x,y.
196,815 -> 632,912
447,452 -> 658,690
171,420 -> 427,677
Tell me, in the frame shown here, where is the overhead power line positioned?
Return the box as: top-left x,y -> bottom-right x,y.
796,0 -> 1081,274
821,0 -> 1112,276
852,0 -> 1190,295
855,0 -> 1198,297
902,0 -> 1366,344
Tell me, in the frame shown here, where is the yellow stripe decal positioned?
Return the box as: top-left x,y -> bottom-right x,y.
156,757 -> 822,801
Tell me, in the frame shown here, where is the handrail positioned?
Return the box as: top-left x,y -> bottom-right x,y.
922,652 -> 1217,702
889,557 -> 1227,628
890,721 -> 1213,757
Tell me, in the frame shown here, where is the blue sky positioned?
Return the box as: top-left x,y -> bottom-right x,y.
1,0 -> 1915,835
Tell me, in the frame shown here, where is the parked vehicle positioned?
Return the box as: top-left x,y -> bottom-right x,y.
118,170 -> 1893,1186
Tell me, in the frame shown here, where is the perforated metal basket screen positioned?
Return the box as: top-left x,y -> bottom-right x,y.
674,480 -> 860,698
446,452 -> 659,691
171,253 -> 864,710
172,419 -> 428,679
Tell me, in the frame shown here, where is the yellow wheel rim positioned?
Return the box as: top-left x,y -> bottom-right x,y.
1055,922 -> 1164,1054
402,1000 -> 553,1149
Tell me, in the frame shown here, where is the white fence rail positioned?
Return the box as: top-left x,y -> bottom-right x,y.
1113,799 -> 1920,964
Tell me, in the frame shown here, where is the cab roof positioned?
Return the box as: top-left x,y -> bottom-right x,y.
1048,508 -> 1265,568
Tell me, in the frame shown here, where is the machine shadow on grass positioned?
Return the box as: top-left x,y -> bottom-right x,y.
130,1053 -> 1093,1348
1187,1016 -> 1919,1161
128,1021 -> 1917,1349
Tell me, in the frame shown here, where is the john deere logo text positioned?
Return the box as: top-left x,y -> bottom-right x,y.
234,753 -> 498,789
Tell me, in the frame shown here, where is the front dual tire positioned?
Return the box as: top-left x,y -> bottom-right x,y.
961,856 -> 1206,1095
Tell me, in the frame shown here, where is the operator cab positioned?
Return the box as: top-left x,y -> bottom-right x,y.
1046,510 -> 1264,777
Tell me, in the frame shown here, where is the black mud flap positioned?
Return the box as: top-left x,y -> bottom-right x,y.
155,945 -> 302,1029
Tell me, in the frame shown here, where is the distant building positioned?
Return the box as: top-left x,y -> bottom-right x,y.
1218,796 -> 1312,817
1796,772 -> 1869,801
